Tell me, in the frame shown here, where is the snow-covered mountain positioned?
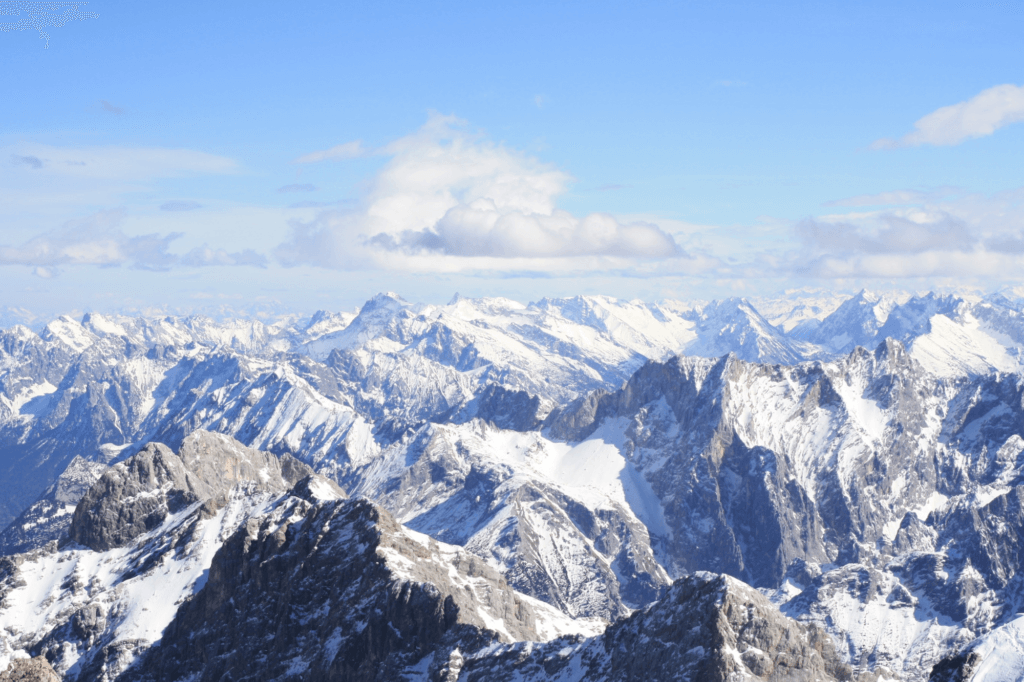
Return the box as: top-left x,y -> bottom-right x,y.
0,431 -> 843,682
4,289 -> 1024,680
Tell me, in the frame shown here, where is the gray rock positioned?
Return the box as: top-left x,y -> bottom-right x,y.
0,657 -> 60,682
122,497 -> 547,681
68,430 -> 315,551
68,442 -> 202,551
460,572 -> 852,681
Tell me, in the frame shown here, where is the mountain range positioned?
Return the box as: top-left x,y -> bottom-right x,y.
3,289 -> 1024,680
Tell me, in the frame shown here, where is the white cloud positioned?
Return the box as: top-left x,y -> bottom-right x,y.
276,114 -> 682,271
0,209 -> 267,273
874,84 -> 1024,148
783,186 -> 1024,279
0,210 -> 178,271
293,140 -> 366,163
798,213 -> 974,255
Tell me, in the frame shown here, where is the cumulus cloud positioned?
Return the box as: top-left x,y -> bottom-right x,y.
293,141 -> 366,164
275,114 -> 682,271
160,200 -> 203,211
370,208 -> 678,258
277,183 -> 317,193
0,210 -> 267,273
874,84 -> 1024,148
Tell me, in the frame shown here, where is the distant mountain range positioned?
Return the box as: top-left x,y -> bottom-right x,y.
3,290 -> 1024,681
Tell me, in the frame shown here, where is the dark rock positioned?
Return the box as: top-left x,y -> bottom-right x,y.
122,497 -> 548,682
929,650 -> 982,682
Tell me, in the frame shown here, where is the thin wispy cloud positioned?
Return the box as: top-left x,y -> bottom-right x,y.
276,114 -> 683,271
293,141 -> 366,164
100,100 -> 124,115
287,200 -> 346,209
277,184 -> 317,193
179,247 -> 268,267
825,190 -> 935,207
874,83 -> 1024,148
3,145 -> 236,180
11,154 -> 43,169
160,200 -> 203,211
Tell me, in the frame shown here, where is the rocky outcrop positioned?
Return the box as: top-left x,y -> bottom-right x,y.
459,572 -> 851,681
123,497 -> 555,681
0,657 -> 60,682
67,441 -> 203,551
0,432 -> 343,682
929,651 -> 982,682
68,430 -> 317,551
114,491 -> 850,682
454,384 -> 545,431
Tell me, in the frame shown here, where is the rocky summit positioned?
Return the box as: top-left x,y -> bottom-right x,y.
4,291 -> 1024,680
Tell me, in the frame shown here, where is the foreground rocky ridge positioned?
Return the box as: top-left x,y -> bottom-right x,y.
124,494 -> 572,681
0,432 -> 843,682
0,431 -> 336,680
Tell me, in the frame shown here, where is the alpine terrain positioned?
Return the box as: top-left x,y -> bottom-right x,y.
3,289 -> 1024,681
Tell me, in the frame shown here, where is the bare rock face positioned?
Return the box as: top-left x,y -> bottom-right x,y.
459,572 -> 852,682
123,497 -> 548,682
68,430 -> 316,551
596,573 -> 852,682
0,434 -> 339,682
175,430 -> 314,495
928,650 -> 982,682
0,657 -> 60,682
67,442 -> 205,551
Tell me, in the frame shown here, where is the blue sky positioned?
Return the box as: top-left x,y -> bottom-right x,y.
2,0 -> 1023,322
